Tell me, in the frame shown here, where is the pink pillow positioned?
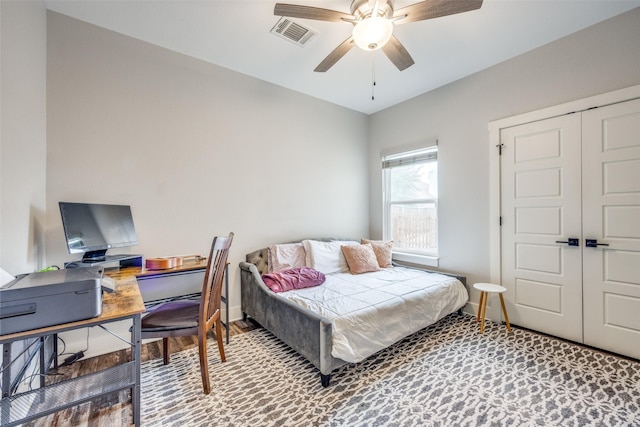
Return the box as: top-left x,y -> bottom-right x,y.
262,267 -> 326,293
341,243 -> 380,274
361,239 -> 393,268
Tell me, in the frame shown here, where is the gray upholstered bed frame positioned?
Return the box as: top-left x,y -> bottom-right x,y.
239,240 -> 467,387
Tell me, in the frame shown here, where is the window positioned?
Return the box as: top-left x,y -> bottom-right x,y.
382,144 -> 438,260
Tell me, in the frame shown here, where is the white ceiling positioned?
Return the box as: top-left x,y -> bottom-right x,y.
44,0 -> 640,114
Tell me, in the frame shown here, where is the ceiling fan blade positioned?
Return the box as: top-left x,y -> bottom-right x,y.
394,0 -> 483,24
314,37 -> 356,72
382,36 -> 415,71
274,3 -> 355,22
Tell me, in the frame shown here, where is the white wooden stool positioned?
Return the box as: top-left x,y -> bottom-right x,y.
473,283 -> 511,334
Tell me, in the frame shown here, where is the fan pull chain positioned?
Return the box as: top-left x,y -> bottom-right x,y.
371,56 -> 376,101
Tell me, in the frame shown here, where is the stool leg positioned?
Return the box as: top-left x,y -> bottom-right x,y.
499,293 -> 511,333
477,292 -> 486,322
479,292 -> 488,334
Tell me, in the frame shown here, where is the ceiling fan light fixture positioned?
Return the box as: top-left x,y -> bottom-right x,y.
352,16 -> 393,51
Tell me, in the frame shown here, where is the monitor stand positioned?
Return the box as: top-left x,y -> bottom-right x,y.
81,249 -> 109,263
65,254 -> 143,269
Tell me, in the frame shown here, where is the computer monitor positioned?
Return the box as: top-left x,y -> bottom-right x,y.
59,202 -> 138,262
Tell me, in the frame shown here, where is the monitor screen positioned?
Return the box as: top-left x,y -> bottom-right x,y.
59,202 -> 138,261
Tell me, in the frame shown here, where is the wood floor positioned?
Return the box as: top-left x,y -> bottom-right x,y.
23,319 -> 259,427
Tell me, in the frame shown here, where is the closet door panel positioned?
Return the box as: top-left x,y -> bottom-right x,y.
583,98 -> 640,360
500,115 -> 583,342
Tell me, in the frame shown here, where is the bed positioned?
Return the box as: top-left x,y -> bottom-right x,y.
239,238 -> 468,386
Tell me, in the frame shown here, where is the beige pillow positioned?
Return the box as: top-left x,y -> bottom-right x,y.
268,243 -> 306,273
341,243 -> 380,274
361,239 -> 393,268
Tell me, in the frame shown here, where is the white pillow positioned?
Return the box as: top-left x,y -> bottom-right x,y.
268,243 -> 307,273
302,240 -> 359,274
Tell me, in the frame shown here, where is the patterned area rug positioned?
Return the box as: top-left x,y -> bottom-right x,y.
140,315 -> 640,426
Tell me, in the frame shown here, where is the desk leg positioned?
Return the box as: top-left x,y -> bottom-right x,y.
2,343 -> 11,425
39,337 -> 46,390
53,333 -> 58,369
225,264 -> 229,344
131,313 -> 141,426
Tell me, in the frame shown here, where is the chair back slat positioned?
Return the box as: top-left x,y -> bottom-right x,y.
200,233 -> 234,325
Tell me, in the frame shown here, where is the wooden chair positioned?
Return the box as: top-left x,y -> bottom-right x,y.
140,232 -> 234,394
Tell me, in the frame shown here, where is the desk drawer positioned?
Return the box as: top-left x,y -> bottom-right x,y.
136,270 -> 205,304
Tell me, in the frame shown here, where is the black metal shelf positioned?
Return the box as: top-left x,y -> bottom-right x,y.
1,362 -> 134,426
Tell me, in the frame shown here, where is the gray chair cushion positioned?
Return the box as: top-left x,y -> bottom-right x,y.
141,300 -> 199,332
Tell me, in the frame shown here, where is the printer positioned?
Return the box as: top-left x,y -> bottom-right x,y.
0,267 -> 103,336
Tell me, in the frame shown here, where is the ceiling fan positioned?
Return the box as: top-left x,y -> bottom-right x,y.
274,0 -> 483,72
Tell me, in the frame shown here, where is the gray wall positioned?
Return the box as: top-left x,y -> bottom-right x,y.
0,1 -> 47,275
45,12 -> 370,324
0,0 -> 48,393
368,7 -> 640,293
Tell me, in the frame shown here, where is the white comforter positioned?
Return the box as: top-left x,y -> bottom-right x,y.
276,266 -> 468,363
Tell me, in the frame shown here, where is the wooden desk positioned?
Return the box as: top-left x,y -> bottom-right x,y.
109,257 -> 210,281
0,279 -> 145,426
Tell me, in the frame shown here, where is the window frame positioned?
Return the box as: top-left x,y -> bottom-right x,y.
382,142 -> 439,267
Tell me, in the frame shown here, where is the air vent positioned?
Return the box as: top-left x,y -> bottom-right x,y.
271,17 -> 317,47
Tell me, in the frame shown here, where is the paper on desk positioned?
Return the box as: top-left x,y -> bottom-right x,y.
0,267 -> 15,287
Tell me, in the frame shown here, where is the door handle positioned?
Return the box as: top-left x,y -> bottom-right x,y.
555,238 -> 579,246
586,239 -> 609,248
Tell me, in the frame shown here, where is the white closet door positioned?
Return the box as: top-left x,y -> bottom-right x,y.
582,98 -> 640,359
500,114 -> 583,342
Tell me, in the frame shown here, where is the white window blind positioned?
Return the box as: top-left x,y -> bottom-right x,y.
382,147 -> 437,169
382,144 -> 438,259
